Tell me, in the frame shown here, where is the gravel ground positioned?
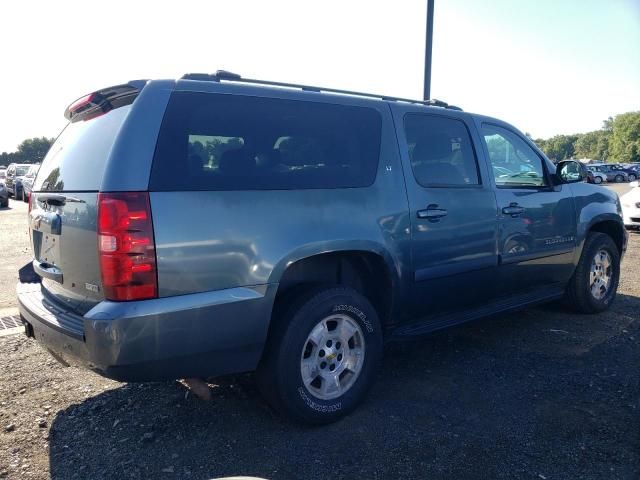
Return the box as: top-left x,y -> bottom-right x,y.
0,198 -> 31,316
0,190 -> 638,479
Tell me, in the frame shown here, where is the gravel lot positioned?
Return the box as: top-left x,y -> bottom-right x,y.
0,189 -> 638,480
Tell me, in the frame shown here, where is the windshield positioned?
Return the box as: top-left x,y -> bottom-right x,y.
16,166 -> 29,176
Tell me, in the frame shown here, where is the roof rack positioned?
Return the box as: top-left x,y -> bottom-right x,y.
180,70 -> 463,111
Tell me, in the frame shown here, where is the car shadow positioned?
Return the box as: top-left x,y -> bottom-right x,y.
49,293 -> 640,480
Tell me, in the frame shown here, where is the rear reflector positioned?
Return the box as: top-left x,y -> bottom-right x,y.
97,192 -> 157,301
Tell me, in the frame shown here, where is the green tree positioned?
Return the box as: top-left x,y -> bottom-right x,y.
15,137 -> 55,163
574,130 -> 610,161
609,111 -> 640,163
539,134 -> 579,161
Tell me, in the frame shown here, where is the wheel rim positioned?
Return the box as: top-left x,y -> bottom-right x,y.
616,175 -> 623,182
300,314 -> 365,401
589,249 -> 612,300
595,177 -> 602,184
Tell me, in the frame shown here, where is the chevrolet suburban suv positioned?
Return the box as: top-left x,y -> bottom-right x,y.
18,72 -> 627,424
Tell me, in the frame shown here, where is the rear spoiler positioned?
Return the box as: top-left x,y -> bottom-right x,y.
64,80 -> 148,122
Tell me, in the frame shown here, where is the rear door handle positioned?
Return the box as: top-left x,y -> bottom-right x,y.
502,203 -> 525,217
417,205 -> 448,221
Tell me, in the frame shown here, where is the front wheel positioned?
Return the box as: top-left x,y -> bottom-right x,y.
565,232 -> 620,313
594,176 -> 603,184
628,174 -> 637,181
256,286 -> 383,424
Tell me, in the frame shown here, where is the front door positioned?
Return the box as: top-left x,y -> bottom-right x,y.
395,110 -> 499,318
479,123 -> 577,296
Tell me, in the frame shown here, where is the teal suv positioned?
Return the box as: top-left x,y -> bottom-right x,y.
18,72 -> 627,424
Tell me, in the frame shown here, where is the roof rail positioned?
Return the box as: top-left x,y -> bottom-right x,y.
180,70 -> 463,111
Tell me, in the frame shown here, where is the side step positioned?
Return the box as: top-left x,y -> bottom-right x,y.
391,286 -> 565,338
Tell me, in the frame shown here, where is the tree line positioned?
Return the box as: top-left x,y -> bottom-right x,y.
0,137 -> 55,167
2,111 -> 639,169
533,111 -> 640,163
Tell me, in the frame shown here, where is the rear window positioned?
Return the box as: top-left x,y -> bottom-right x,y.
16,166 -> 29,176
34,106 -> 131,192
150,92 -> 382,190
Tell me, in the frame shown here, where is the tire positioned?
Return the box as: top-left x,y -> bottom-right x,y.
565,232 -> 620,313
0,199 -> 7,208
615,175 -> 624,183
256,286 -> 383,424
629,174 -> 637,181
594,176 -> 602,184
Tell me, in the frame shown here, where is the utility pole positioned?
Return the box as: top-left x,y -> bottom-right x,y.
423,0 -> 434,101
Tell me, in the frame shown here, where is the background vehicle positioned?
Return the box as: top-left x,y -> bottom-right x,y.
621,181 -> 640,230
589,164 -> 629,183
18,73 -> 627,424
586,167 -> 607,184
609,164 -> 638,181
0,168 -> 6,180
4,163 -> 30,197
20,164 -> 40,202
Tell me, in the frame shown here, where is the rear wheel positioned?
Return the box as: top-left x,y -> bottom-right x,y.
629,174 -> 637,181
256,286 -> 383,424
615,174 -> 624,183
0,199 -> 7,208
565,232 -> 620,313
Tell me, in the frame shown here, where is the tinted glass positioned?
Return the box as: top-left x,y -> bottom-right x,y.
150,92 -> 382,190
34,106 -> 131,192
16,166 -> 29,176
403,114 -> 479,186
482,124 -> 547,187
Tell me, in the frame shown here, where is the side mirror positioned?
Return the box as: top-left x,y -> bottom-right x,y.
556,160 -> 585,184
630,181 -> 639,188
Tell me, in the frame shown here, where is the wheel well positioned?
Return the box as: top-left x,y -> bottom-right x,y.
275,251 -> 394,326
589,221 -> 624,254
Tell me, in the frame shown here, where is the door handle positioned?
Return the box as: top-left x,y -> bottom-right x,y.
417,204 -> 448,221
502,203 -> 525,217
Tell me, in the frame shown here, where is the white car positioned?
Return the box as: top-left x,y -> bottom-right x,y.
621,181 -> 640,230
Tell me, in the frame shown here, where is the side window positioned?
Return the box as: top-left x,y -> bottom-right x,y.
403,114 -> 480,186
482,124 -> 547,187
151,93 -> 382,191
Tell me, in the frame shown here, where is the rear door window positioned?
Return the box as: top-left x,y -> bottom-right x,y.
34,106 -> 131,192
150,92 -> 382,190
403,114 -> 480,186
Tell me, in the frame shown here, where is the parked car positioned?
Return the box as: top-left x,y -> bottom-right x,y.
589,164 -> 629,183
0,181 -> 8,208
586,167 -> 607,184
621,181 -> 640,230
18,73 -> 627,424
20,164 -> 40,202
609,164 -> 638,181
5,163 -> 31,197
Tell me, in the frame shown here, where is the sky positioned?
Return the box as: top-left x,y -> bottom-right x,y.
0,0 -> 638,152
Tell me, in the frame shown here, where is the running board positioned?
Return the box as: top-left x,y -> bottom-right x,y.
391,286 -> 565,339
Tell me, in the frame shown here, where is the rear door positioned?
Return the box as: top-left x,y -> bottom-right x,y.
392,107 -> 499,317
30,103 -> 134,314
478,122 -> 577,295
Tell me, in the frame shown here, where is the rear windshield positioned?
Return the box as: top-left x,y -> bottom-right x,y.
34,106 -> 131,192
150,92 -> 382,191
16,166 -> 30,176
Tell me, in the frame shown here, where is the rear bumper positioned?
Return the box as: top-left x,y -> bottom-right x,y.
18,282 -> 277,382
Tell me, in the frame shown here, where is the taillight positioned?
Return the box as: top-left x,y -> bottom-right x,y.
97,192 -> 157,301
